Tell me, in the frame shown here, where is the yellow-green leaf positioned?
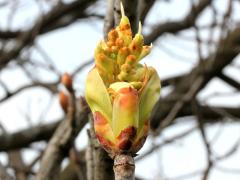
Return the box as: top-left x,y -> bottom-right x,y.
139,69 -> 160,129
85,68 -> 113,124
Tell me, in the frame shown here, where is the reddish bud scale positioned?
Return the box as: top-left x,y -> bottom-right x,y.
96,134 -> 115,152
117,126 -> 137,151
94,111 -> 115,152
94,111 -> 108,125
132,121 -> 149,153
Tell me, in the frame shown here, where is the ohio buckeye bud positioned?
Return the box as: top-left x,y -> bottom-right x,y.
85,5 -> 160,156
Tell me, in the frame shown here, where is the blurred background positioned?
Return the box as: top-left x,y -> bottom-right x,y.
0,0 -> 240,179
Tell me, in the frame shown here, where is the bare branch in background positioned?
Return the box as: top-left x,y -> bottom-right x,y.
151,26 -> 240,131
138,0 -> 156,24
0,120 -> 61,151
8,150 -> 27,180
218,72 -> 240,90
0,0 -> 97,69
145,0 -> 212,44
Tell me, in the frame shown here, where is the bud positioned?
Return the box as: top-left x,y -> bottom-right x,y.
61,73 -> 73,91
59,91 -> 69,113
85,5 -> 160,156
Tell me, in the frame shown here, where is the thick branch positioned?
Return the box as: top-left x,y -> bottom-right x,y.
0,120 -> 61,151
36,101 -> 89,180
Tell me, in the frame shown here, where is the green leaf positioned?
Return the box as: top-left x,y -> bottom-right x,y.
111,84 -> 139,137
85,68 -> 113,124
139,69 -> 160,130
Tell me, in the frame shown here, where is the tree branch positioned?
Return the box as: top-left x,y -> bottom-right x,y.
151,26 -> 240,131
218,72 -> 240,90
145,0 -> 212,44
0,0 -> 97,70
36,97 -> 89,180
0,120 -> 61,151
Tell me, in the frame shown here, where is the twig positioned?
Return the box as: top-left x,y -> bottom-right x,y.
86,129 -> 94,180
153,76 -> 204,135
114,154 -> 135,180
218,72 -> 240,90
145,0 -> 212,44
137,126 -> 197,161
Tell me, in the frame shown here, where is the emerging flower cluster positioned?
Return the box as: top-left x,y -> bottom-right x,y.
85,5 -> 160,155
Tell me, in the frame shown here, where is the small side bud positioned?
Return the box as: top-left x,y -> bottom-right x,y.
61,73 -> 73,91
59,91 -> 69,113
